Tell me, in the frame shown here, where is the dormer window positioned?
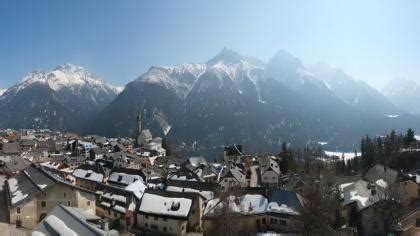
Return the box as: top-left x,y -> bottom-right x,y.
117,176 -> 123,182
170,201 -> 180,211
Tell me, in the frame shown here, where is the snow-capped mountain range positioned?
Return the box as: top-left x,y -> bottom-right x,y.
4,63 -> 120,97
0,64 -> 120,130
89,48 -> 420,155
1,49 -> 418,155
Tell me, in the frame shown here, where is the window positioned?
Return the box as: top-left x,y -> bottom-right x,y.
270,218 -> 277,224
114,213 -> 118,217
181,225 -> 185,230
145,215 -> 149,219
17,207 -> 20,214
163,227 -> 167,232
87,201 -> 90,206
145,223 -> 148,227
67,201 -> 71,206
262,218 -> 266,224
416,218 -> 420,227
151,224 -> 158,230
256,219 -> 260,225
192,209 -> 196,214
63,192 -> 66,197
41,201 -> 46,207
279,220 -> 286,226
154,216 -> 158,221
163,218 -> 167,222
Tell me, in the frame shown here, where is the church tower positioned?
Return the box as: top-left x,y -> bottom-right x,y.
136,111 -> 142,146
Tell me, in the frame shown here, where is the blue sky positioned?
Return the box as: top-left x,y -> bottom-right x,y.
1,0 -> 419,89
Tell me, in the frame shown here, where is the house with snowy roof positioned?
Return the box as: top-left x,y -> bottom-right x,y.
5,164 -> 96,229
95,182 -> 138,231
168,165 -> 205,182
203,194 -> 270,235
363,164 -> 398,186
259,155 -> 282,187
266,189 -> 303,233
136,189 -> 204,235
218,164 -> 247,190
72,163 -> 105,191
30,204 -> 119,236
165,180 -> 218,202
193,164 -> 218,183
223,144 -> 244,163
107,167 -> 146,187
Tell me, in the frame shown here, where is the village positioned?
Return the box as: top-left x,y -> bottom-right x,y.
0,113 -> 420,236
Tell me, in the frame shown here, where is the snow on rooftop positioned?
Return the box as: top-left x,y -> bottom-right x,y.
30,231 -> 46,236
204,194 -> 268,216
38,184 -> 47,189
108,172 -> 143,185
139,193 -> 192,217
44,215 -> 77,236
72,169 -> 103,182
375,179 -> 388,189
266,202 -> 300,215
125,179 -> 147,199
166,186 -> 214,201
7,178 -> 29,204
342,180 -> 375,210
102,192 -> 126,203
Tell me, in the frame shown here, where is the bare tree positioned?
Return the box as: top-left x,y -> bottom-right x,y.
371,185 -> 404,234
300,168 -> 343,235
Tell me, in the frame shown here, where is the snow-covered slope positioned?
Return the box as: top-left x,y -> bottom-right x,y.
0,64 -> 119,131
308,62 -> 400,115
135,63 -> 206,99
89,49 -> 420,155
382,79 -> 420,114
6,63 -> 119,96
0,88 -> 5,96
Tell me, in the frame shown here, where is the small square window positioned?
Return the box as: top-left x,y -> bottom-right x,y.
41,201 -> 46,207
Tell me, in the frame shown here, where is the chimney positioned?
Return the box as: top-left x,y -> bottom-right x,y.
100,218 -> 109,231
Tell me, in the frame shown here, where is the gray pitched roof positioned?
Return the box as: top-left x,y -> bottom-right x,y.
30,204 -> 119,236
6,164 -> 93,208
363,164 -> 398,185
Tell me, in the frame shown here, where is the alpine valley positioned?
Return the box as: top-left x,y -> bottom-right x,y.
1,49 -> 419,155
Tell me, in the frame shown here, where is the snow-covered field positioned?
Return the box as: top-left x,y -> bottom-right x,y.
324,151 -> 361,162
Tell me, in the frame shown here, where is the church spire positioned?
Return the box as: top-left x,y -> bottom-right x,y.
136,111 -> 142,136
